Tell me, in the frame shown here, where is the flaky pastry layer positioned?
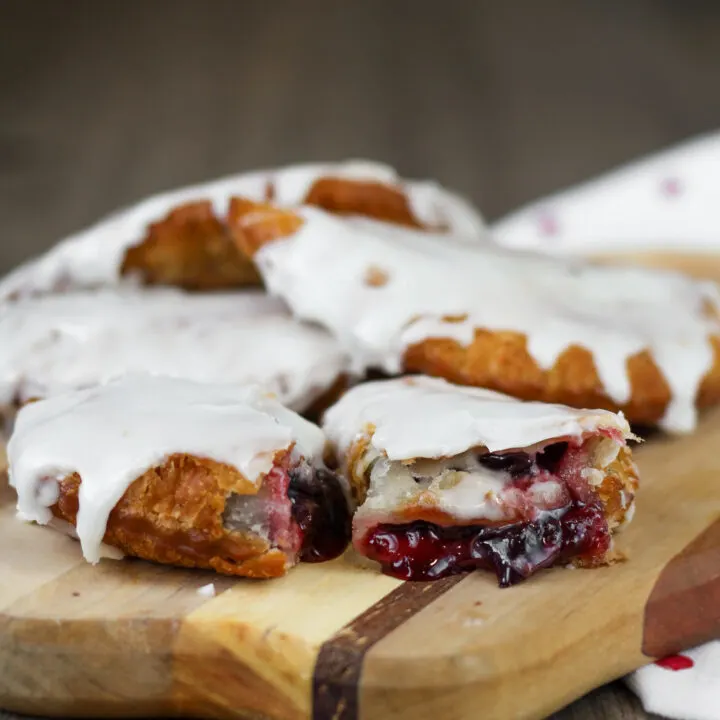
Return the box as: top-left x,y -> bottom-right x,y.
121,176 -> 443,291
121,202 -> 261,290
403,327 -> 720,427
51,451 -> 294,578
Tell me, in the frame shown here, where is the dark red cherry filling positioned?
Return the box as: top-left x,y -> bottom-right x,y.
224,461 -> 351,563
361,501 -> 609,587
477,451 -> 533,476
288,465 -> 352,562
360,441 -> 612,587
535,442 -> 569,473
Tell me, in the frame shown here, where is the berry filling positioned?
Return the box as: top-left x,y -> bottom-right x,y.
223,459 -> 351,564
288,464 -> 352,562
361,501 -> 608,587
357,440 -> 615,587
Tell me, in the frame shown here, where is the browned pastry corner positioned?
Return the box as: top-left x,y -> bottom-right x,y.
51,451 -> 293,578
570,442 -> 638,568
595,445 -> 639,536
403,324 -> 720,426
121,201 -> 263,291
227,198 -> 305,257
121,174 -> 437,292
119,172 -> 444,292
227,188 -> 444,259
304,177 -> 424,228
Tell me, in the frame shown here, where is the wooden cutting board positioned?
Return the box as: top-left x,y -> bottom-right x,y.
2,411 -> 720,720
595,250 -> 720,282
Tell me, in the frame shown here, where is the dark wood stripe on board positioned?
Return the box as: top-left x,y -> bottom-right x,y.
312,575 -> 464,720
643,517 -> 720,658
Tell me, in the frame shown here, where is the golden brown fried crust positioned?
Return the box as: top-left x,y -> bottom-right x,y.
51,452 -> 292,578
227,198 -> 305,257
227,193 -> 444,261
403,325 -> 720,426
597,445 -> 638,533
343,432 -> 375,507
119,177 -> 435,292
304,178 -> 424,228
121,201 -> 263,290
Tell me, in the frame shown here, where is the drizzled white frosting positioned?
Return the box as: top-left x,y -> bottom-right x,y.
493,131 -> 720,254
254,207 -> 720,433
0,288 -> 348,412
0,160 -> 486,301
8,375 -> 325,563
323,376 -> 631,523
323,376 -> 631,460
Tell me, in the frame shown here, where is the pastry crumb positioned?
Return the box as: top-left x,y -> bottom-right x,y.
364,265 -> 390,287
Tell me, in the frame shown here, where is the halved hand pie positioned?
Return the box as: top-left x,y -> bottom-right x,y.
0,161 -> 485,300
230,199 -> 720,433
322,376 -> 638,587
8,375 -> 351,577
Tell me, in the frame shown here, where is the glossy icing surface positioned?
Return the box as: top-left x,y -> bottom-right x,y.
323,376 -> 631,461
0,160 -> 486,301
0,288 -> 348,412
8,375 -> 325,563
256,208 -> 720,432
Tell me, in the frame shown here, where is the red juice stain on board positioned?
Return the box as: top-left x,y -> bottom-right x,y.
655,654 -> 694,671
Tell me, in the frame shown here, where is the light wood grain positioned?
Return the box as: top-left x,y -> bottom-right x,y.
594,252 -> 720,282
174,560 -> 402,719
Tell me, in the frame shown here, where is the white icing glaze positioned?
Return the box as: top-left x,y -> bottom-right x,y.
492,131 -> 720,254
8,374 -> 325,563
323,376 -> 631,461
0,160 -> 486,301
255,207 -> 720,432
0,288 -> 348,412
323,377 -> 631,524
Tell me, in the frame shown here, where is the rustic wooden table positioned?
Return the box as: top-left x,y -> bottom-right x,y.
3,1 -> 720,717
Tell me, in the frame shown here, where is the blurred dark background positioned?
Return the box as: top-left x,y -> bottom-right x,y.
2,0 -> 720,275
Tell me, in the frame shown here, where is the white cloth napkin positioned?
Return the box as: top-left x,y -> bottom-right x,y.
492,131 -> 720,255
627,643 -> 720,720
